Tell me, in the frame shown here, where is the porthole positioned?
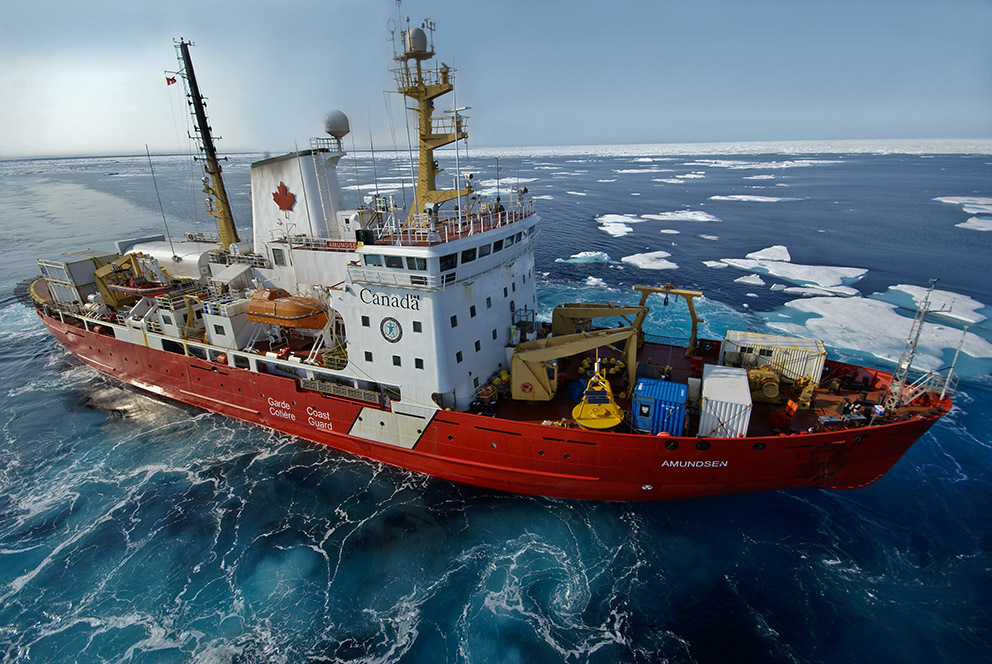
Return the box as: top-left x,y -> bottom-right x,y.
563,453 -> 571,459
752,442 -> 766,451
664,439 -> 679,451
696,440 -> 711,451
538,450 -> 545,456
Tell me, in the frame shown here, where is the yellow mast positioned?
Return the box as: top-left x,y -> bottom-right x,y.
393,20 -> 471,220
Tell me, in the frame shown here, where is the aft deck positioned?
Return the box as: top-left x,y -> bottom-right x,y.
485,338 -> 936,438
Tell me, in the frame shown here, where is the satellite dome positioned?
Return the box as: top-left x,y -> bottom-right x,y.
323,110 -> 350,139
406,27 -> 428,53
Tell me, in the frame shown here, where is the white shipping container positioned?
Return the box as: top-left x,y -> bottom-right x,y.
720,330 -> 826,384
699,364 -> 753,438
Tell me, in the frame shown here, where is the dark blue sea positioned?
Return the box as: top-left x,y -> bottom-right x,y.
1,147 -> 990,663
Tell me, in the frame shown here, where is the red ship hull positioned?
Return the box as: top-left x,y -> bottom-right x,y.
39,311 -> 946,501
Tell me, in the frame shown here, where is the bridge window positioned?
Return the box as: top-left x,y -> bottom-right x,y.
504,235 -> 515,248
272,247 -> 288,267
479,244 -> 492,258
385,255 -> 404,269
406,256 -> 427,270
364,254 -> 383,267
439,253 -> 457,271
461,248 -> 476,263
492,239 -> 504,252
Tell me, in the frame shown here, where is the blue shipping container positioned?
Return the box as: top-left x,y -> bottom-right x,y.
632,378 -> 687,435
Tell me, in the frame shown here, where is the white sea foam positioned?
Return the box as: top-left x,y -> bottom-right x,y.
555,251 -> 614,264
956,217 -> 992,231
746,245 -> 791,262
709,195 -> 798,202
764,297 -> 992,371
734,274 -> 766,286
621,251 -> 678,270
640,210 -> 720,222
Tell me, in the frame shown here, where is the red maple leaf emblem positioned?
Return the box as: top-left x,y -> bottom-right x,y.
272,182 -> 296,211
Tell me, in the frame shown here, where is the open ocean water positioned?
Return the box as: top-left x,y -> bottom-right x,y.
0,146 -> 990,663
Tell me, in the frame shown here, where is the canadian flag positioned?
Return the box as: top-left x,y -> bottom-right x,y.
166,75 -> 177,86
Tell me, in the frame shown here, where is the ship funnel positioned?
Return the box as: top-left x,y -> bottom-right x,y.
323,110 -> 350,139
406,27 -> 428,53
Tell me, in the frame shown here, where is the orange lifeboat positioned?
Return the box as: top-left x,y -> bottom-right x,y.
246,288 -> 327,329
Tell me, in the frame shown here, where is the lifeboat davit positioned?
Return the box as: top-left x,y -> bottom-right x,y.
246,288 -> 327,329
108,277 -> 174,298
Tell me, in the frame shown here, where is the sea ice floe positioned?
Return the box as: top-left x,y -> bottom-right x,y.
744,174 -> 776,180
709,195 -> 798,202
719,244 -> 865,293
722,259 -> 864,292
621,251 -> 678,270
763,296 -> 992,371
596,179 -> 617,183
933,196 -> 992,216
652,178 -> 685,184
734,274 -> 766,286
565,191 -> 587,196
659,229 -> 680,235
596,213 -> 644,225
614,167 -> 674,174
679,172 -> 706,179
555,251 -> 614,264
640,210 -> 720,222
585,276 -> 607,287
703,260 -> 729,269
599,224 -> 632,237
684,158 -> 844,170
531,195 -> 554,200
956,217 -> 992,231
699,234 -> 719,241
872,284 -> 988,324
745,245 -> 791,261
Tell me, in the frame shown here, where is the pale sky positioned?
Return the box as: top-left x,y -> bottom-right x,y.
1,0 -> 990,158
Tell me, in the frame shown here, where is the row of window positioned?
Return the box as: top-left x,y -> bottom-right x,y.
362,229 -> 529,273
363,254 -> 428,271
